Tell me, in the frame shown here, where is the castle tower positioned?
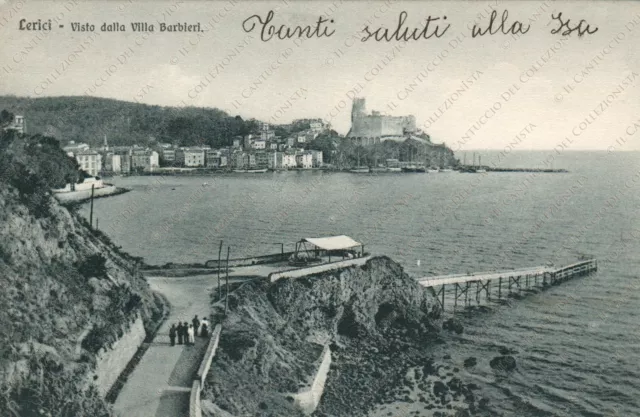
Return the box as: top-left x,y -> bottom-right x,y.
351,98 -> 366,123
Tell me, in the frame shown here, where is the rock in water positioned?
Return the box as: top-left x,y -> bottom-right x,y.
498,346 -> 518,355
463,357 -> 477,368
489,355 -> 517,371
442,318 -> 464,334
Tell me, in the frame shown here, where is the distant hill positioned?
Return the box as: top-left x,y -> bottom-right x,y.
0,95 -> 261,148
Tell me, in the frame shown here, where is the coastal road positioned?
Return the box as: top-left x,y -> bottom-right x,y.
113,275 -> 215,417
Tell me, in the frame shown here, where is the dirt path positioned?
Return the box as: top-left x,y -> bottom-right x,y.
113,275 -> 215,417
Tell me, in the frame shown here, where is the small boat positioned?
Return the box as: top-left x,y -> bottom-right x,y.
370,167 -> 388,173
387,167 -> 402,172
439,168 -> 453,172
426,168 -> 439,173
234,168 -> 268,173
402,165 -> 418,172
350,167 -> 370,173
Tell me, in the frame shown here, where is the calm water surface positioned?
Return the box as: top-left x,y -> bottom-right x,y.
83,151 -> 640,416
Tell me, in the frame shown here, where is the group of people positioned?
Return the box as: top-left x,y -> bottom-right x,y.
168,315 -> 210,346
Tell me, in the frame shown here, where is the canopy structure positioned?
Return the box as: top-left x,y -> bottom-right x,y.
302,235 -> 361,251
290,235 -> 365,266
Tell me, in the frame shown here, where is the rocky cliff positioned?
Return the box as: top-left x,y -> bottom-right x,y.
202,257 -> 485,417
0,131 -> 162,416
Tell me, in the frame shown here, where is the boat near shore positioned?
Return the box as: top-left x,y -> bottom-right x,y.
350,167 -> 370,173
233,168 -> 268,173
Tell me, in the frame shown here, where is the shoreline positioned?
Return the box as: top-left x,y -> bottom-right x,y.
54,185 -> 131,204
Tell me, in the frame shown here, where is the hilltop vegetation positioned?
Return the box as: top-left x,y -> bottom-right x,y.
0,95 -> 261,148
0,130 -> 162,416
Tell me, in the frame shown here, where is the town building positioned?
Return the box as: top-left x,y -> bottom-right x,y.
282,153 -> 297,169
296,153 -> 313,169
161,149 -> 176,164
310,120 -> 323,133
254,152 -> 268,169
268,152 -> 283,169
63,142 -> 90,156
3,114 -> 26,134
310,150 -> 323,168
131,149 -> 159,172
75,150 -> 102,177
347,97 -> 416,145
176,147 -> 205,167
253,139 -> 266,149
206,149 -> 221,168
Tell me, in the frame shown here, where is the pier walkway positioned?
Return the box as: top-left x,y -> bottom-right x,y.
418,259 -> 598,311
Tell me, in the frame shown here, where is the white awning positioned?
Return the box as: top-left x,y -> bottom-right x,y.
302,235 -> 361,251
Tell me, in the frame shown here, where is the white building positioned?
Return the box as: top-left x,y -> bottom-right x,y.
176,148 -> 205,167
253,139 -> 266,149
282,154 -> 297,168
75,151 -> 102,177
3,115 -> 26,134
296,153 -> 313,169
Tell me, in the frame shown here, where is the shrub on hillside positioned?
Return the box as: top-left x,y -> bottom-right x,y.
77,254 -> 107,279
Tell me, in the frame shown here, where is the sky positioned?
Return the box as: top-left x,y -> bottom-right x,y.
1,0 -> 640,150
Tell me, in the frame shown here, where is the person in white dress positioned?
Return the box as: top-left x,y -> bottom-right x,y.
187,324 -> 195,345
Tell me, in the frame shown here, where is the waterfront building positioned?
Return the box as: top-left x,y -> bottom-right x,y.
233,139 -> 241,148
104,153 -> 122,173
205,149 -> 220,167
310,150 -> 323,168
282,153 -> 297,168
296,153 -> 313,169
287,137 -> 295,147
253,139 -> 266,149
347,97 -> 416,145
255,151 -> 268,169
131,149 -> 159,172
162,148 -> 176,164
176,147 -> 205,167
75,150 -> 102,177
268,151 -> 283,169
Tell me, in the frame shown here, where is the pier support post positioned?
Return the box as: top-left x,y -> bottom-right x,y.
454,284 -> 458,309
498,277 -> 502,299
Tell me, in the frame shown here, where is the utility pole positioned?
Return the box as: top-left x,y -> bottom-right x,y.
224,246 -> 230,315
89,184 -> 95,228
217,240 -> 223,301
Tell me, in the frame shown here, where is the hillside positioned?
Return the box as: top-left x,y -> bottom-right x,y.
203,257 -> 486,416
0,95 -> 259,148
0,130 -> 163,416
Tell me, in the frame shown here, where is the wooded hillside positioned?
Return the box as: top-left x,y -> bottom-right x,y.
0,95 -> 261,148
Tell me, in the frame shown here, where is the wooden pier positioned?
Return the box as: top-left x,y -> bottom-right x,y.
418,259 -> 597,311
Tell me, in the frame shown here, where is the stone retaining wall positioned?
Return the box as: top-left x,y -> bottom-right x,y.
269,256 -> 372,282
93,316 -> 146,396
293,345 -> 332,415
190,324 -> 222,417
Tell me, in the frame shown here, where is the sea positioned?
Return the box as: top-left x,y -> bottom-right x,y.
82,151 -> 640,416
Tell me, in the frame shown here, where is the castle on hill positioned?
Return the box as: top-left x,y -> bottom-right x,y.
347,98 -> 416,145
